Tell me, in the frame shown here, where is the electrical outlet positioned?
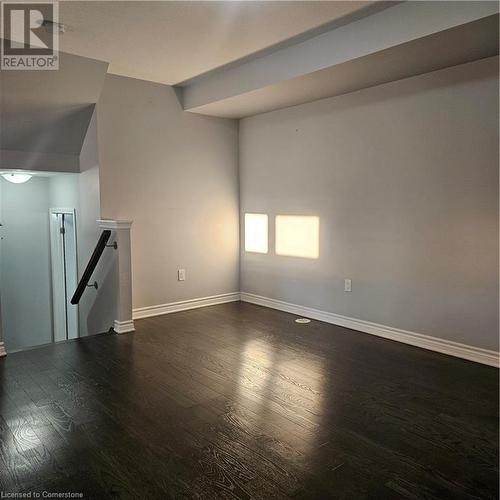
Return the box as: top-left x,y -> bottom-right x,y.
344,279 -> 352,292
178,269 -> 186,281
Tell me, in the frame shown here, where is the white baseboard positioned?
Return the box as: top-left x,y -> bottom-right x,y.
0,342 -> 6,357
130,290 -> 499,367
113,319 -> 136,334
240,292 -> 499,368
133,292 -> 241,320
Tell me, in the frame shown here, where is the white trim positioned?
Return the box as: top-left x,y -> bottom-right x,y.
113,319 -> 135,334
130,290 -> 499,367
50,207 -> 76,215
0,342 -> 6,357
98,219 -> 133,230
240,292 -> 500,368
49,208 -> 79,343
133,292 -> 241,320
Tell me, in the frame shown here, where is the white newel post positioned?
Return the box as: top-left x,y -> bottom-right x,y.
98,220 -> 135,334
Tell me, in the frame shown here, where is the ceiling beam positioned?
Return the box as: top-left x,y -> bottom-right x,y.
179,1 -> 499,116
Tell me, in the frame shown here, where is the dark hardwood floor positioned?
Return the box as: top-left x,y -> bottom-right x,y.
0,302 -> 498,499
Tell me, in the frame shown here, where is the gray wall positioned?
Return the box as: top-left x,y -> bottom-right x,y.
239,57 -> 499,351
0,112 -> 106,352
49,110 -> 115,336
0,167 -> 105,352
78,109 -> 117,335
0,177 -> 52,351
97,74 -> 239,309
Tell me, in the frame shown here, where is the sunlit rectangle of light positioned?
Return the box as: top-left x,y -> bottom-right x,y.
276,215 -> 319,259
244,213 -> 268,253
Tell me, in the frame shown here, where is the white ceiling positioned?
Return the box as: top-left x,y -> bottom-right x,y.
58,1 -> 372,85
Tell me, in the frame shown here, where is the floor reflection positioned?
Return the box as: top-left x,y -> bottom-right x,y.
0,302 -> 498,498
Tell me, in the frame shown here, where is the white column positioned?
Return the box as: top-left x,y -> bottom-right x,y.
98,220 -> 135,334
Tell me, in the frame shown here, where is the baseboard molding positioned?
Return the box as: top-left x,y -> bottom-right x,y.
113,319 -> 136,334
0,342 -> 6,357
131,290 -> 499,367
133,292 -> 241,320
240,292 -> 499,368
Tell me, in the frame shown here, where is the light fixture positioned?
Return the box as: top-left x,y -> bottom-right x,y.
1,173 -> 32,184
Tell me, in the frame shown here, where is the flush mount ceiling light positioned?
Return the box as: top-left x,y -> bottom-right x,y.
1,173 -> 32,184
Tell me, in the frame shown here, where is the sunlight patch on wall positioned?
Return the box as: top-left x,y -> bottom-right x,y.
276,215 -> 319,259
244,213 -> 268,254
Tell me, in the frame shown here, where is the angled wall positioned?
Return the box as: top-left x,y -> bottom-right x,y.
0,51 -> 108,172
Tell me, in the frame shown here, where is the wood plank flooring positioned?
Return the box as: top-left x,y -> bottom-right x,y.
0,301 -> 498,499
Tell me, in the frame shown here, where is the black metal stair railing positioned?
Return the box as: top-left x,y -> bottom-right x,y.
71,229 -> 116,305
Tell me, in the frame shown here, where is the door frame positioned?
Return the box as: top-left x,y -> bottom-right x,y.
49,208 -> 79,342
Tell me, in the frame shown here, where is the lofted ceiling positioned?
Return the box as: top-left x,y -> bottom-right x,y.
57,1 -> 373,85
0,1 -> 497,122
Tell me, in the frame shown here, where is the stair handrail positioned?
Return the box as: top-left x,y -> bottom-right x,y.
71,230 -> 116,305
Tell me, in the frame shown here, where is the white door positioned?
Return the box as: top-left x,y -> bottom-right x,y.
50,209 -> 79,342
